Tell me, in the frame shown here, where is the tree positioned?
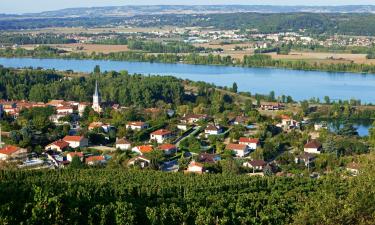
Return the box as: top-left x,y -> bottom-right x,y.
324,96 -> 331,104
232,82 -> 238,93
93,65 -> 101,74
69,156 -> 84,169
338,122 -> 358,137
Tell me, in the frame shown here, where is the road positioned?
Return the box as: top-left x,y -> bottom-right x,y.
173,126 -> 201,147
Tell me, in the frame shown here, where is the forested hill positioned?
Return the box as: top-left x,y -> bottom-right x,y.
0,168 -> 374,225
3,12 -> 375,35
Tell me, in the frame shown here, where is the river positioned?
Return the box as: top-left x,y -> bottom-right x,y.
1,57 -> 375,102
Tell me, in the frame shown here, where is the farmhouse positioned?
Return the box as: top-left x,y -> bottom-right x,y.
226,143 -> 250,157
304,140 -> 322,154
63,136 -> 89,148
45,140 -> 70,152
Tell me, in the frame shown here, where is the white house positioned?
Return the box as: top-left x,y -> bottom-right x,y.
243,160 -> 267,171
150,129 -> 174,144
66,152 -> 84,162
186,161 -> 204,174
181,114 -> 208,124
239,137 -> 259,150
63,136 -> 89,148
204,125 -> 223,136
127,156 -> 150,168
126,121 -> 149,131
226,144 -> 250,157
304,140 -> 322,154
115,138 -> 132,150
56,106 -> 74,115
0,145 -> 27,161
45,140 -> 70,152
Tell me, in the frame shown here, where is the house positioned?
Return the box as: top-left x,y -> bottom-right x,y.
126,121 -> 149,131
45,140 -> 70,152
295,152 -> 316,167
198,153 -> 221,163
239,137 -> 259,150
115,138 -> 131,150
243,160 -> 267,171
226,144 -> 250,157
132,145 -> 153,155
260,102 -> 284,111
232,116 -> 248,126
88,122 -> 103,130
86,155 -> 106,165
279,115 -> 300,130
0,145 -> 27,161
204,125 -> 223,136
66,152 -> 84,162
56,106 -> 74,115
127,156 -> 150,168
158,143 -> 178,155
186,161 -> 204,174
63,136 -> 89,148
181,114 -> 208,124
150,129 -> 174,143
177,124 -> 189,131
304,140 -> 322,154
78,102 -> 89,115
47,100 -> 66,107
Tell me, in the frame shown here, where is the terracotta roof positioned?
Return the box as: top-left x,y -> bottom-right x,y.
127,121 -> 146,126
0,145 -> 20,155
280,115 -> 291,120
116,138 -> 131,145
151,129 -> 171,136
205,125 -> 221,131
63,136 -> 85,142
249,160 -> 267,167
159,143 -> 177,151
48,140 -> 69,149
67,152 -> 83,157
86,155 -> 105,162
136,145 -> 153,154
226,144 -> 248,151
189,161 -> 203,167
239,137 -> 259,144
304,140 -> 322,149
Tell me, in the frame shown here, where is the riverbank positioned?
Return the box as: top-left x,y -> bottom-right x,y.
2,47 -> 375,75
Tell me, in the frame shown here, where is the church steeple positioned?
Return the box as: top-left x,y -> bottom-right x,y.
92,80 -> 102,113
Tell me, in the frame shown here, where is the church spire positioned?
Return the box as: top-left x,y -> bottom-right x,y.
94,80 -> 99,97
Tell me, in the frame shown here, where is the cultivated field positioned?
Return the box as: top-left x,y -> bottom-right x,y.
267,51 -> 375,64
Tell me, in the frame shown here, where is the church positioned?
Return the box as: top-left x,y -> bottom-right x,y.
92,81 -> 103,113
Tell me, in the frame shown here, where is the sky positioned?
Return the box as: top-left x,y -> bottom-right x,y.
2,0 -> 375,14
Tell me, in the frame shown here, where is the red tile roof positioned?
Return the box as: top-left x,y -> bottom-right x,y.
151,129 -> 171,136
136,145 -> 153,154
226,144 -> 248,151
239,137 -> 259,144
63,136 -> 85,142
159,144 -> 177,151
0,145 -> 20,155
86,155 -> 105,162
304,140 -> 322,149
67,152 -> 83,157
127,121 -> 146,126
249,160 -> 267,167
116,138 -> 131,145
48,140 -> 69,149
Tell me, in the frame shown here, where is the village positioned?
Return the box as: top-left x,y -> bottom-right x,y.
0,79 -> 363,177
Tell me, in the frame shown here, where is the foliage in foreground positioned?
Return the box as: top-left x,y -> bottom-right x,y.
0,167 -> 374,225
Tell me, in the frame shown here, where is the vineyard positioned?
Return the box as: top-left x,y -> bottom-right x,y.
1,168 -> 372,225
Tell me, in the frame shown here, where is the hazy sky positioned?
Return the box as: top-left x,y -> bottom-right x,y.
2,0 -> 375,14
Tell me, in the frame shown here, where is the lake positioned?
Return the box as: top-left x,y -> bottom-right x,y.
1,57 -> 375,102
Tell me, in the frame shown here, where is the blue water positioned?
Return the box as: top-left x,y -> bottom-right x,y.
1,57 -> 375,102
